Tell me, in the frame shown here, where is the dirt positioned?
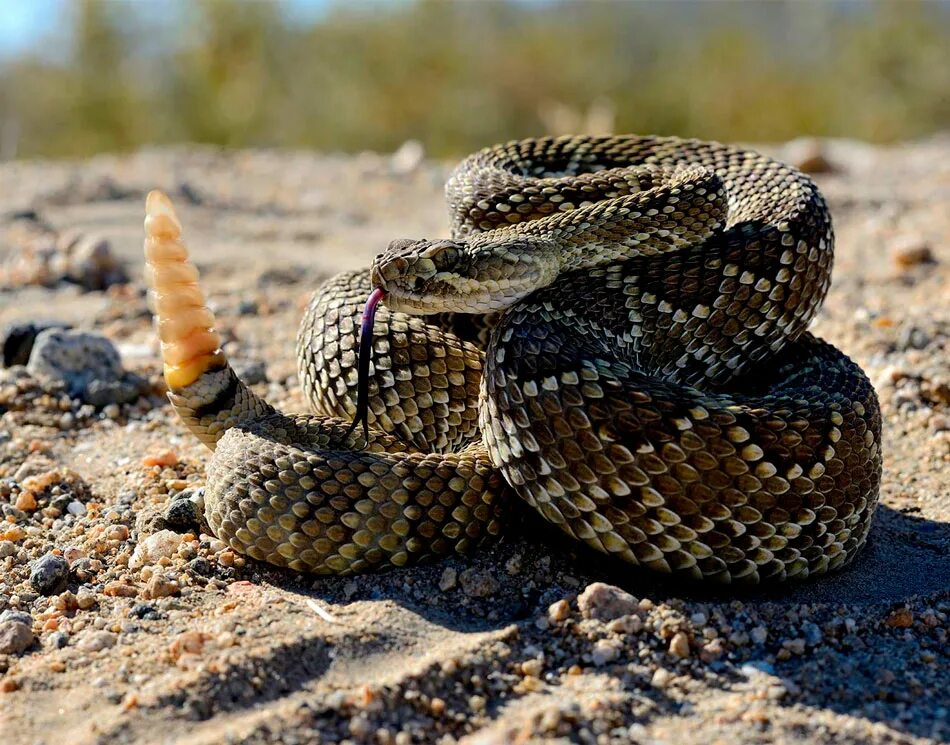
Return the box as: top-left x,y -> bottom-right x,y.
0,138 -> 947,745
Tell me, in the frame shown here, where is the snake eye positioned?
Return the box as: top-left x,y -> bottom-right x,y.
425,240 -> 462,270
411,276 -> 426,292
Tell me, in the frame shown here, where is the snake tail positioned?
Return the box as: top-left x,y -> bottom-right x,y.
144,190 -> 273,449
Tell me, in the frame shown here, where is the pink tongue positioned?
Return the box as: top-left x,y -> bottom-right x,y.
345,287 -> 386,443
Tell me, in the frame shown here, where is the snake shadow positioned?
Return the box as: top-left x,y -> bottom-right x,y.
567,503 -> 950,606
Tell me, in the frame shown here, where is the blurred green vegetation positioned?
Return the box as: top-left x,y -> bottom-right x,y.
1,0 -> 949,160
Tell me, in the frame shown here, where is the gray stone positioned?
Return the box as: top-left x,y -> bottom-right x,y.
0,620 -> 34,655
30,553 -> 69,595
26,329 -> 146,406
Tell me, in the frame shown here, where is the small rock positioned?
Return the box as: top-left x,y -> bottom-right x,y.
651,667 -> 674,688
46,631 -> 69,649
390,140 -> 425,175
740,660 -> 776,677
129,529 -> 184,569
785,137 -> 835,174
163,492 -> 203,534
130,603 -> 164,621
103,581 -> 138,598
782,638 -> 806,655
168,630 -> 207,660
26,329 -> 143,406
0,620 -> 34,655
144,574 -> 180,599
0,610 -> 32,626
69,557 -> 102,583
885,608 -> 913,628
14,491 -> 37,511
547,599 -> 571,624
669,631 -> 691,659
577,582 -> 638,621
187,557 -> 213,577
607,614 -> 643,634
0,541 -> 15,558
78,630 -> 116,652
438,567 -> 458,592
700,638 -> 726,663
56,231 -> 128,290
750,626 -> 768,645
75,590 -> 97,610
30,553 -> 69,595
232,358 -> 268,385
142,450 -> 178,468
458,568 -> 499,598
590,638 -> 622,667
801,621 -> 823,646
891,240 -> 936,270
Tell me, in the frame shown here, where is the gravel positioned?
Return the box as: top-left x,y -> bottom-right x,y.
0,141 -> 947,745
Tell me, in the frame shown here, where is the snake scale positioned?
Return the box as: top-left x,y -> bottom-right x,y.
144,135 -> 882,584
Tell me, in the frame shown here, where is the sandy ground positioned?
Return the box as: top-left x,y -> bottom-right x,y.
0,139 -> 947,745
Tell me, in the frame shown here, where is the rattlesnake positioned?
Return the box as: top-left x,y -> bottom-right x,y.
144,135 -> 881,584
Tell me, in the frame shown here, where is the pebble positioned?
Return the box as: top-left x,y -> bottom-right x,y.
651,667 -> 674,688
0,620 -> 34,655
142,450 -> 179,468
232,358 -> 268,385
130,603 -> 164,621
129,529 -> 184,569
891,240 -> 936,270
103,581 -> 138,598
547,599 -> 571,624
750,626 -> 768,645
885,608 -> 914,628
784,137 -> 835,174
78,630 -> 117,651
144,574 -> 180,599
438,567 -> 457,592
46,631 -> 69,649
390,139 -> 425,175
0,541 -> 15,558
782,638 -> 806,655
577,582 -> 638,621
30,553 -> 70,595
0,610 -> 33,626
458,568 -> 499,598
669,631 -> 691,659
801,621 -> 823,646
70,557 -> 102,583
164,491 -> 203,533
56,231 -> 129,290
590,638 -> 622,666
14,492 -> 37,511
76,589 -> 97,610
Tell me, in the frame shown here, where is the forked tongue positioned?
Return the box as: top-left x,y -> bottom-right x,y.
344,287 -> 386,443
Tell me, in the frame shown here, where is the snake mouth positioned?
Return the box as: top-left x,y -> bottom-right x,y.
345,286 -> 386,444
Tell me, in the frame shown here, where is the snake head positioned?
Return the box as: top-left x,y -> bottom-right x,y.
371,236 -> 558,314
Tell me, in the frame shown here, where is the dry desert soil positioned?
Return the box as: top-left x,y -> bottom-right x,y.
0,139 -> 947,745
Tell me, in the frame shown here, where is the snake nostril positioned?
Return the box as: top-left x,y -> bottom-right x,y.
412,276 -> 426,292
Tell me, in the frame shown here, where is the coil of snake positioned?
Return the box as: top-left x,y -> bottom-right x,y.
143,135 -> 881,585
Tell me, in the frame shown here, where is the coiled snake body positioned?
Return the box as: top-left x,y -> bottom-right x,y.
144,136 -> 881,584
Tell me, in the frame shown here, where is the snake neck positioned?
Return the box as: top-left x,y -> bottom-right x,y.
144,191 -> 274,449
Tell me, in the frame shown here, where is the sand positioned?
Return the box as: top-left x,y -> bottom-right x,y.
0,138 -> 947,744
